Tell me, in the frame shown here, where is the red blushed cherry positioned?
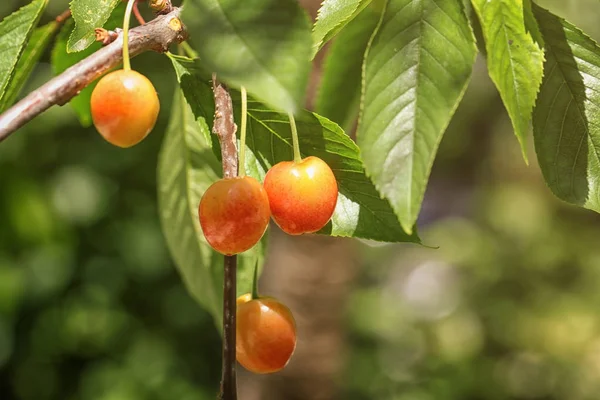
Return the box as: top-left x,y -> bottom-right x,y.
198,176 -> 270,255
90,69 -> 160,148
263,156 -> 338,235
236,293 -> 297,374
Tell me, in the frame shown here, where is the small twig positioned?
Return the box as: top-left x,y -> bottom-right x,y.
212,75 -> 238,400
55,9 -> 72,25
133,0 -> 146,25
0,8 -> 186,141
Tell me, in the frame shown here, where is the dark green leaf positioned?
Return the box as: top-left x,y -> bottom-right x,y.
358,0 -> 476,234
316,6 -> 380,133
532,4 -> 600,212
472,0 -> 544,162
52,5 -> 125,126
311,0 -> 373,58
0,21 -> 59,113
180,0 -> 312,113
0,0 -> 48,108
157,88 -> 265,324
68,0 -> 120,52
169,54 -> 420,243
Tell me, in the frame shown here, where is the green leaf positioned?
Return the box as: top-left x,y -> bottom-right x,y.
67,0 -> 120,53
311,0 -> 373,58
169,54 -> 420,243
180,0 -> 312,113
52,4 -> 125,126
316,6 -> 380,133
358,0 -> 476,234
472,0 -> 544,163
0,21 -> 59,113
532,4 -> 600,213
157,88 -> 266,325
0,0 -> 48,109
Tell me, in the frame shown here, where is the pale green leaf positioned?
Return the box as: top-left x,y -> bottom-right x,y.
157,88 -> 266,324
169,54 -> 420,243
0,0 -> 48,108
316,6 -> 380,132
67,0 -> 120,52
532,4 -> 600,212
311,0 -> 373,58
0,21 -> 59,113
358,0 -> 476,234
472,0 -> 544,163
180,0 -> 312,113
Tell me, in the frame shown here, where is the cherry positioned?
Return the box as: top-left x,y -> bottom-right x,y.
263,156 -> 338,235
236,293 -> 296,374
198,176 -> 270,255
90,69 -> 160,148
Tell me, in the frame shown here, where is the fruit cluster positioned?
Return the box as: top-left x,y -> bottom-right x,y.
198,105 -> 339,373
198,155 -> 338,255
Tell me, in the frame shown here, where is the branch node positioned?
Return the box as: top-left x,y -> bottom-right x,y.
95,28 -> 119,45
149,0 -> 173,14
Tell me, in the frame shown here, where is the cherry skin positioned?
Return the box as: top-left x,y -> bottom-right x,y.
90,69 -> 160,148
198,176 -> 270,255
236,293 -> 297,374
263,156 -> 338,235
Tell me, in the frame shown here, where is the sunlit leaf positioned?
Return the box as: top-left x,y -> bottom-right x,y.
358,0 -> 476,233
472,0 -> 544,162
311,0 -> 373,58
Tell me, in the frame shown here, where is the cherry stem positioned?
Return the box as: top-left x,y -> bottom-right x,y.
122,0 -> 137,71
251,261 -> 260,300
238,86 -> 248,178
288,112 -> 302,163
133,0 -> 146,25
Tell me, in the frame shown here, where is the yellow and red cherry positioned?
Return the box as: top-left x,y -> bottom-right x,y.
236,293 -> 297,374
198,176 -> 270,255
90,69 -> 160,148
263,156 -> 338,235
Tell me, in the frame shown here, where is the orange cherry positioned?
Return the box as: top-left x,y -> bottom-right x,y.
236,293 -> 296,374
263,156 -> 338,235
198,176 -> 270,255
90,69 -> 160,148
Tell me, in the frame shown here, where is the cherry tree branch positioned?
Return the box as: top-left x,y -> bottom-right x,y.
212,75 -> 239,400
0,7 -> 186,142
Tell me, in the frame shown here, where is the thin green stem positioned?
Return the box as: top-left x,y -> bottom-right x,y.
122,0 -> 137,71
238,86 -> 248,177
251,261 -> 260,300
288,112 -> 302,163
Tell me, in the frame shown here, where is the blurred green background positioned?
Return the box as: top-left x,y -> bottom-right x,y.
2,0 -> 600,399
